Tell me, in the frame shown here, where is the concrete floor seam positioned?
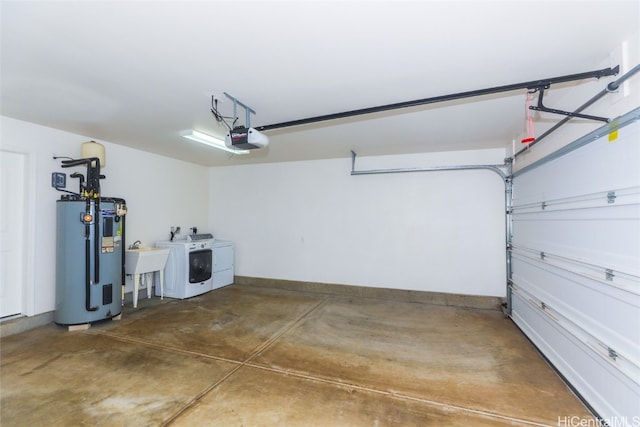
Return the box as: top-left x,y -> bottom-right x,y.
86,298 -> 330,366
160,299 -> 330,425
91,330 -> 243,366
242,298 -> 329,364
161,363 -> 246,426
86,297 -> 329,368
241,362 -> 551,427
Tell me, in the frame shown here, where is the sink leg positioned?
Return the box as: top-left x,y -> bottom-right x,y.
133,274 -> 140,308
147,272 -> 152,299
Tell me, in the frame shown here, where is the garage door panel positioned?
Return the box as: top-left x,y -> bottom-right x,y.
510,115 -> 640,420
512,195 -> 640,272
511,253 -> 640,360
512,124 -> 640,203
511,290 -> 640,420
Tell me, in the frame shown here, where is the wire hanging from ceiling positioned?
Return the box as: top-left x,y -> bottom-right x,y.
210,95 -> 237,131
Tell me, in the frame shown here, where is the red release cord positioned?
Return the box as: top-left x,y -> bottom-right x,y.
521,91 -> 536,144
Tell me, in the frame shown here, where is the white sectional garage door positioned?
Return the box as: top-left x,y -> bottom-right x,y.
509,111 -> 640,421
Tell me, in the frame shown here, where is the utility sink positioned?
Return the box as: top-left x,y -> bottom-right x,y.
125,247 -> 170,275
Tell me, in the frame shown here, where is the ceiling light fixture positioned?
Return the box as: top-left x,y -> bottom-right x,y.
181,130 -> 250,155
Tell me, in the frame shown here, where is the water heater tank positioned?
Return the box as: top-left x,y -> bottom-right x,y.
54,197 -> 126,326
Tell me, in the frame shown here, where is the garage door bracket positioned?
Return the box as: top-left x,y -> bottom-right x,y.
513,64 -> 640,161
528,86 -> 610,123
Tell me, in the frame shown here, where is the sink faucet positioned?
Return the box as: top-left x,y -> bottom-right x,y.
129,240 -> 142,249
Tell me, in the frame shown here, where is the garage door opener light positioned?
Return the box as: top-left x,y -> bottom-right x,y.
181,130 -> 250,155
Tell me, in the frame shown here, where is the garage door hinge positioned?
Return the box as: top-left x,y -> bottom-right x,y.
541,201 -> 547,210
541,301 -> 548,310
607,191 -> 616,204
605,269 -> 615,281
540,251 -> 546,261
608,347 -> 618,361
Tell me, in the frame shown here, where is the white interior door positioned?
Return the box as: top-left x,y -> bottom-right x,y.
0,150 -> 26,318
509,116 -> 640,420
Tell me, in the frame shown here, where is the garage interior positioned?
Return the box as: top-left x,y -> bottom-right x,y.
1,1 -> 639,426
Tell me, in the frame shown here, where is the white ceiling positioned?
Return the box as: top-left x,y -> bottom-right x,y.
1,1 -> 638,166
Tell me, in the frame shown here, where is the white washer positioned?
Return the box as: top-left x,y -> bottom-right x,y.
155,237 -> 214,299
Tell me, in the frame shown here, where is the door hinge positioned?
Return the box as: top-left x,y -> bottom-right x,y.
607,191 -> 616,204
608,347 -> 618,361
605,269 -> 615,281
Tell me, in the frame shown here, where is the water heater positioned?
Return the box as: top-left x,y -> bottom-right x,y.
54,196 -> 127,326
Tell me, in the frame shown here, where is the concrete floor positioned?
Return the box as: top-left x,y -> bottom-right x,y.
1,284 -> 593,426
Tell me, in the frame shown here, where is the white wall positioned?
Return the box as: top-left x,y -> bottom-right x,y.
210,148 -> 506,297
0,116 -> 210,316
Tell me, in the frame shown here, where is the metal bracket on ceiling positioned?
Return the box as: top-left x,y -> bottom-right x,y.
528,86 -> 610,123
224,92 -> 256,129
